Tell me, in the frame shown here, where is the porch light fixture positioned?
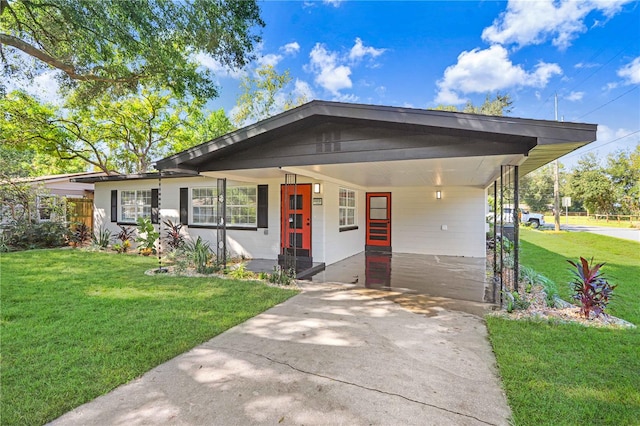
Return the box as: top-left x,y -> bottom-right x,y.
436,190 -> 442,200
314,183 -> 321,194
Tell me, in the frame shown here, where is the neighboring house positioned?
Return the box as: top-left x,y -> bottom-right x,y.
77,101 -> 597,275
1,172 -> 105,228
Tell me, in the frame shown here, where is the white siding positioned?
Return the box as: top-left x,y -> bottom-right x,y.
320,182 -> 366,265
378,186 -> 486,258
93,176 -> 486,263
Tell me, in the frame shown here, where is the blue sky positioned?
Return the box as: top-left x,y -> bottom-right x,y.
201,0 -> 640,169
14,0 -> 639,170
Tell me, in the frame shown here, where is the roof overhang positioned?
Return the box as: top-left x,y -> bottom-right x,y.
150,100 -> 596,188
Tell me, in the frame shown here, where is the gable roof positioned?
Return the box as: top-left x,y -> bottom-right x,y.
155,100 -> 597,179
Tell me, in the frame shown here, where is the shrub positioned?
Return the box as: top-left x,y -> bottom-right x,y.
135,217 -> 159,253
113,225 -> 134,252
226,263 -> 254,279
266,265 -> 295,286
504,290 -> 530,313
185,236 -> 214,274
3,220 -> 69,250
92,226 -> 112,249
568,257 -> 616,319
70,223 -> 91,247
163,220 -> 184,251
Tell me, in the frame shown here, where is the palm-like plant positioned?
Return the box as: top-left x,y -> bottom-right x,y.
568,257 -> 616,319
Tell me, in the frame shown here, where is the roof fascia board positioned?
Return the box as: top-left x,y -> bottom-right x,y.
156,100 -> 597,170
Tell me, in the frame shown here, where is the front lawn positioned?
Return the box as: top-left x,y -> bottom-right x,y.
0,249 -> 298,426
487,229 -> 640,425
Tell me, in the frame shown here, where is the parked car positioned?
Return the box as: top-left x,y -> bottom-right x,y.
487,207 -> 545,228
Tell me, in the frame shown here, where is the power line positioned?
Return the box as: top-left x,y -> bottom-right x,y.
577,85 -> 639,119
532,42 -> 633,118
561,129 -> 640,161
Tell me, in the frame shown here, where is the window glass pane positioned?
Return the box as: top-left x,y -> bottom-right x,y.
339,188 -> 356,228
370,196 -> 386,209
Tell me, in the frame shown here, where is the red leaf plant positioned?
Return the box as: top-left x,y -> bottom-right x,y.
568,257 -> 616,319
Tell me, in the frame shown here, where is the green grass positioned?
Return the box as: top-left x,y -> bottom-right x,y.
0,249 -> 298,425
550,214 -> 639,228
487,229 -> 640,425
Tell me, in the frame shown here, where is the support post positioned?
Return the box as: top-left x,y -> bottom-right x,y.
513,165 -> 519,293
217,178 -> 227,269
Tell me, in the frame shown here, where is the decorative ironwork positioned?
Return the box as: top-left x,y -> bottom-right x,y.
216,178 -> 227,269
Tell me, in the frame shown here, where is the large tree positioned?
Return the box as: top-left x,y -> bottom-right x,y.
432,92 -> 513,116
1,89 -> 233,175
566,153 -> 615,215
605,146 -> 640,215
232,64 -> 307,127
0,0 -> 263,100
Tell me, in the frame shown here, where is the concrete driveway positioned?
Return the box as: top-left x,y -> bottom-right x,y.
50,283 -> 510,426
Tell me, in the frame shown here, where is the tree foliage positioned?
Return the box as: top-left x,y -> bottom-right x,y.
432,92 -> 513,116
0,0 -> 264,100
566,153 -> 616,215
1,89 -> 233,175
519,164 -> 557,212
232,64 -> 307,127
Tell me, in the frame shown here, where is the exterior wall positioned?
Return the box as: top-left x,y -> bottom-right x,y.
376,185 -> 486,258
319,181 -> 366,265
94,177 -> 486,263
94,177 -> 283,259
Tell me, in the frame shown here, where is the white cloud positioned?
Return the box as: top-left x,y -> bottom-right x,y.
308,43 -> 352,95
349,38 -> 386,63
293,79 -> 315,101
323,0 -> 343,7
482,0 -> 633,49
618,56 -> 640,85
333,93 -> 359,103
575,62 -> 600,69
435,45 -> 562,104
306,38 -> 386,96
257,53 -> 283,67
282,42 -> 300,55
565,91 -> 585,101
194,52 -> 246,79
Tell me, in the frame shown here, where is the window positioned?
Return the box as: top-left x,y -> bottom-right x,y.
37,195 -> 64,222
191,186 -> 257,227
227,186 -> 257,226
121,190 -> 151,222
339,187 -> 356,227
192,188 -> 216,224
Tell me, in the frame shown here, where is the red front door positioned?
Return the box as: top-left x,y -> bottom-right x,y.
281,184 -> 312,258
366,192 -> 391,250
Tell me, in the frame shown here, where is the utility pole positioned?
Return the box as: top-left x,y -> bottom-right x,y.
554,93 -> 560,231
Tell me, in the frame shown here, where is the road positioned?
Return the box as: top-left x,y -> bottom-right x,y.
558,224 -> 640,243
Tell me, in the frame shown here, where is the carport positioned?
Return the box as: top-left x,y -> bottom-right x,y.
152,100 -> 597,301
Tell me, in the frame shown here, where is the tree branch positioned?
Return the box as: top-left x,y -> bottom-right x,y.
0,33 -> 142,83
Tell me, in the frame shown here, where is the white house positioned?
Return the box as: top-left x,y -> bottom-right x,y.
77,101 -> 597,278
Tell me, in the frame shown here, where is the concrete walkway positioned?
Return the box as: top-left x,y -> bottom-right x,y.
50,283 -> 510,426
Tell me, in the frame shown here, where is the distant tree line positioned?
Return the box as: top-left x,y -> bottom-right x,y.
520,147 -> 640,215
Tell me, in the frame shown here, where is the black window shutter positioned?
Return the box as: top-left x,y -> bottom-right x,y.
110,190 -> 117,222
151,189 -> 159,224
257,185 -> 268,228
179,187 -> 188,225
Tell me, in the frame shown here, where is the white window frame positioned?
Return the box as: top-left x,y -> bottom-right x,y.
339,187 -> 357,228
191,185 -> 257,227
120,190 -> 151,223
37,195 -> 64,223
226,186 -> 257,227
191,187 -> 217,225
